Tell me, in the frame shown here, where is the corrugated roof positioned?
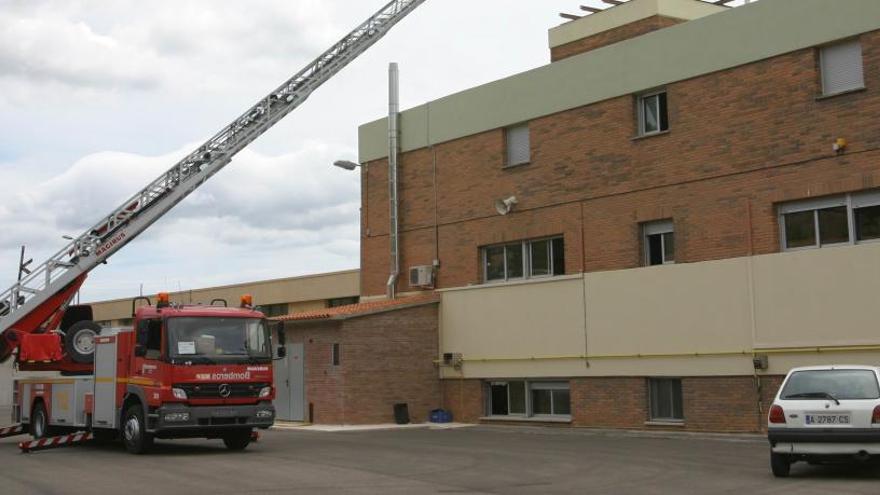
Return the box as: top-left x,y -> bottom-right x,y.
271,294 -> 439,322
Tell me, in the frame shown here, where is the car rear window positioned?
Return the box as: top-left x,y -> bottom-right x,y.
781,370 -> 880,401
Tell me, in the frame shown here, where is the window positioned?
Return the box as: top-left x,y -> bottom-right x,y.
118,318 -> 133,327
505,123 -> 530,167
482,237 -> 565,283
643,220 -> 674,266
781,369 -> 880,401
638,90 -> 668,136
487,380 -> 570,418
649,378 -> 683,422
259,303 -> 289,318
331,343 -> 340,366
328,296 -> 359,308
779,191 -> 880,250
95,320 -> 111,328
820,40 -> 865,96
137,318 -> 163,360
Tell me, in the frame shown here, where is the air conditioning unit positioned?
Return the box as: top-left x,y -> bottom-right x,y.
409,265 -> 434,288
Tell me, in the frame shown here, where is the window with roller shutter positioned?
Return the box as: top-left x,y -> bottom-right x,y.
505,123 -> 530,167
820,39 -> 865,96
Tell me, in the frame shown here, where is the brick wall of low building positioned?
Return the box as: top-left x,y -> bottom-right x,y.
340,304 -> 441,424
442,375 -> 786,433
551,15 -> 684,62
285,321 -> 345,424
361,30 -> 880,297
284,304 -> 440,425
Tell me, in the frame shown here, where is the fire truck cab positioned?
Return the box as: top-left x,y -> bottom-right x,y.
13,295 -> 277,454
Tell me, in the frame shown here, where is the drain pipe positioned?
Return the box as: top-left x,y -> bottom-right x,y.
386,62 -> 400,299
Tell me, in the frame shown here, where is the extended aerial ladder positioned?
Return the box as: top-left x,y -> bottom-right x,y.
0,0 -> 427,372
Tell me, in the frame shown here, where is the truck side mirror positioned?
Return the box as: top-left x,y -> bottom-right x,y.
134,344 -> 147,357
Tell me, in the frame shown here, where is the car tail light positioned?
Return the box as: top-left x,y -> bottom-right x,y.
873,406 -> 880,424
769,405 -> 786,424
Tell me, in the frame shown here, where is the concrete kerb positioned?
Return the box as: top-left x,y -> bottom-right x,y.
271,422 -> 473,433
271,420 -> 766,444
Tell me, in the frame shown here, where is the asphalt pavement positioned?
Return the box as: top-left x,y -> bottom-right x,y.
0,425 -> 878,494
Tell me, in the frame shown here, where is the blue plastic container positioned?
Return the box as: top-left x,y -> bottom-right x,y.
429,409 -> 453,423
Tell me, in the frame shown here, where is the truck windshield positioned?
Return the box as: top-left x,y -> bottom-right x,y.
781,370 -> 880,401
166,317 -> 271,363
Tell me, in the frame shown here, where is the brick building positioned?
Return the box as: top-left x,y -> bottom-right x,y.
348,0 -> 880,432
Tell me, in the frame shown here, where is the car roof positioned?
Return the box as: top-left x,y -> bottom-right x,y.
786,365 -> 880,373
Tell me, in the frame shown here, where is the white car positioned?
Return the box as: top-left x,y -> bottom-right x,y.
767,365 -> 880,477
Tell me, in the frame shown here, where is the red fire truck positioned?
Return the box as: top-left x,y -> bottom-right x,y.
13,294 -> 278,453
0,0 -> 425,454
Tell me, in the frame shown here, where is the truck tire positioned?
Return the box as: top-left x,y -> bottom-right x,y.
222,429 -> 253,451
122,405 -> 153,455
30,402 -> 51,439
65,320 -> 102,364
770,452 -> 791,478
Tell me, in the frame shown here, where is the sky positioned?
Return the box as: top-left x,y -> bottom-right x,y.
0,0 -> 752,302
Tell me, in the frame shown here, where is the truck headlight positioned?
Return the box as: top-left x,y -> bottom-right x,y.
172,388 -> 188,400
163,412 -> 190,422
256,409 -> 274,419
259,386 -> 272,398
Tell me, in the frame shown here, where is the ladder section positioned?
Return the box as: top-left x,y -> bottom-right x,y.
0,0 -> 428,339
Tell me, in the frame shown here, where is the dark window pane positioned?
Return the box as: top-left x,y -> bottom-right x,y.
658,92 -> 669,131
650,379 -> 683,420
642,95 -> 659,134
784,211 -> 816,248
647,234 -> 664,266
662,232 -> 675,263
553,389 -> 571,415
332,343 -> 340,366
532,389 -> 553,415
552,238 -> 566,275
856,205 -> 880,241
490,384 -> 508,415
818,206 -> 849,245
530,240 -> 551,277
509,381 -> 526,414
506,244 -> 524,279
485,246 -> 505,281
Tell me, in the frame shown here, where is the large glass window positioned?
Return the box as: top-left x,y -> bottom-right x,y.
167,317 -> 271,363
779,191 -> 880,250
638,91 -> 669,136
649,378 -> 684,422
258,302 -> 289,318
487,380 -> 570,418
482,237 -> 564,283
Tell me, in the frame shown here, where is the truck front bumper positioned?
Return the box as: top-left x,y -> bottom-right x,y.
151,402 -> 275,437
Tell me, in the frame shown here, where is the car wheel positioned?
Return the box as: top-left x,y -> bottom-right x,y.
222,429 -> 253,451
771,452 -> 791,478
122,405 -> 154,454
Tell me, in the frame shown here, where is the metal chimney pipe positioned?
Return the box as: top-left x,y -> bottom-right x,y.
386,62 -> 400,299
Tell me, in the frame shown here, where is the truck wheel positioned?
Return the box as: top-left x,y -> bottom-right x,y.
30,402 -> 50,439
770,452 -> 791,478
65,320 -> 102,364
222,430 -> 252,451
122,405 -> 153,455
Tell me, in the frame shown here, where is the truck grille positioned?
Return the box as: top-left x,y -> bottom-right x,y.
174,382 -> 269,399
